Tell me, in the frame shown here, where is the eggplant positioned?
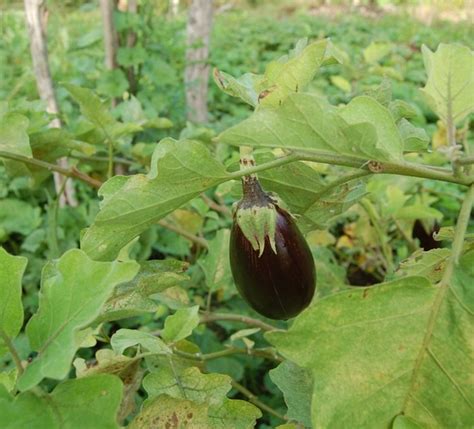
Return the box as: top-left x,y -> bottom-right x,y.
229,175 -> 316,320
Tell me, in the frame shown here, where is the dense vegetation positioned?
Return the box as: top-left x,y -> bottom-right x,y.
0,3 -> 472,428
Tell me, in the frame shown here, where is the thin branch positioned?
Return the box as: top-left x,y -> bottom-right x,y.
200,312 -> 277,332
158,220 -> 209,249
231,379 -> 288,422
455,156 -> 474,166
201,194 -> 231,216
69,153 -> 135,166
172,346 -> 283,363
0,329 -> 24,376
0,150 -> 103,188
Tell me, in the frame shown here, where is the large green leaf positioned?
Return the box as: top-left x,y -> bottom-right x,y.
0,374 -> 122,429
421,44 -> 474,125
110,329 -> 170,355
267,252 -> 474,429
217,92 -> 398,161
17,249 -> 139,391
81,139 -> 230,261
0,248 -> 27,355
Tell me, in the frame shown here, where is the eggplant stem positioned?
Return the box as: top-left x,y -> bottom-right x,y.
200,312 -> 277,332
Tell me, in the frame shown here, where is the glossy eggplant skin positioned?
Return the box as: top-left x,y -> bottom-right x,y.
230,206 -> 316,320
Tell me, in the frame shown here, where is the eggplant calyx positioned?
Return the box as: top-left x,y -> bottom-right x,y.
235,175 -> 278,256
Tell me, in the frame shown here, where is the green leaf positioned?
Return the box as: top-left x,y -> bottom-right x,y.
339,96 -> 404,160
214,39 -> 328,107
111,329 -> 171,355
267,254 -> 474,429
64,84 -> 141,140
129,395 -> 261,429
269,360 -> 313,427
398,119 -> 429,152
0,113 -> 32,177
218,92 -> 399,161
81,139 -> 229,261
0,374 -> 123,429
162,305 -> 200,343
144,366 -> 231,405
198,229 -> 233,291
421,43 -> 474,125
396,249 -> 450,283
0,248 -> 27,355
17,249 -> 139,391
363,42 -> 394,64
0,199 -> 42,236
266,277 -> 437,428
98,259 -> 189,322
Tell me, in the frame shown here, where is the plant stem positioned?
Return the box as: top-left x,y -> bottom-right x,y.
201,193 -> 231,216
401,184 -> 474,411
200,312 -> 277,332
0,329 -> 24,376
158,220 -> 209,249
70,153 -> 135,166
0,150 -> 103,188
172,346 -> 283,363
107,139 -> 114,179
231,379 -> 288,422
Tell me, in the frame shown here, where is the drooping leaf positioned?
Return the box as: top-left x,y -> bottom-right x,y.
269,360 -> 313,427
17,249 -> 139,391
111,329 -> 171,355
0,374 -> 123,429
81,139 -> 229,261
161,305 -> 200,343
98,259 -> 189,322
0,113 -> 32,177
198,229 -> 233,292
144,366 -> 231,405
0,248 -> 27,356
396,249 -> 450,283
420,43 -> 474,125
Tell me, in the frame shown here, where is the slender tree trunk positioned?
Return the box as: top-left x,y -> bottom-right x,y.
125,0 -> 138,95
170,0 -> 179,16
100,0 -> 119,106
24,0 -> 77,206
185,0 -> 213,123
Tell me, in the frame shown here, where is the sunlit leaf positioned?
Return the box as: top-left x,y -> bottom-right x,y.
162,305 -> 200,343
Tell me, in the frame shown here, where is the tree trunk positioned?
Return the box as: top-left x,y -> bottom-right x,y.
24,0 -> 77,207
100,0 -> 119,106
185,0 -> 213,123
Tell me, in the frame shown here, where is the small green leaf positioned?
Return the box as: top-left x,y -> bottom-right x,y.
0,248 -> 27,355
421,43 -> 474,125
0,199 -> 42,236
162,305 -> 200,343
0,113 -> 32,177
144,366 -> 231,405
270,360 -> 313,427
363,42 -> 394,64
198,229 -> 233,292
111,329 -> 171,355
398,119 -> 429,152
99,259 -> 189,322
17,249 -> 139,391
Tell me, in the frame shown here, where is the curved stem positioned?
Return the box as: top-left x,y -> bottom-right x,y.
0,150 -> 102,188
0,329 -> 24,376
158,220 -> 209,249
231,379 -> 288,422
200,312 -> 277,332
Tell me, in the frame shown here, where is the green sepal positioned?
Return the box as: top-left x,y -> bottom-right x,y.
235,204 -> 277,256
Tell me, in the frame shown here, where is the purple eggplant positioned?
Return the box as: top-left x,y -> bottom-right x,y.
229,175 -> 316,320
